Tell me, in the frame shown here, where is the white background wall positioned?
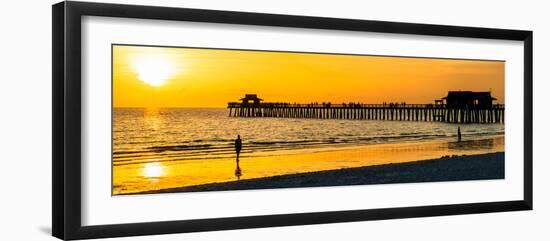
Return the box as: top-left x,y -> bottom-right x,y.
0,0 -> 547,240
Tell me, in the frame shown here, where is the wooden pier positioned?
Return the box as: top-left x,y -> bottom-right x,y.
227,102 -> 504,124
227,93 -> 504,124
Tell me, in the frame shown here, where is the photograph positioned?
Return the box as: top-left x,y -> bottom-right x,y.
112,44 -> 505,195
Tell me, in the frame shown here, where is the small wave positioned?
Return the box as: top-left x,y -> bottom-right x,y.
250,140 -> 319,145
147,144 -> 213,151
399,132 -> 424,136
113,144 -> 215,155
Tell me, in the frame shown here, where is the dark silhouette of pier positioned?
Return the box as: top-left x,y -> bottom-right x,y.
227,93 -> 505,124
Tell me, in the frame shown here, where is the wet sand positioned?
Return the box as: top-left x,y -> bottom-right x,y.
114,137 -> 504,195
137,152 -> 504,194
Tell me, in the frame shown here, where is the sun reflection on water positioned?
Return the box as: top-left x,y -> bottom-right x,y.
142,162 -> 165,179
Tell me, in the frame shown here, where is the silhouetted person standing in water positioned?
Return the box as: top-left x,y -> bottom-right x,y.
235,135 -> 242,160
234,135 -> 243,180
457,126 -> 462,142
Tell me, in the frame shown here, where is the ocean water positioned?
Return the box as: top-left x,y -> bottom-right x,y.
113,108 -> 504,166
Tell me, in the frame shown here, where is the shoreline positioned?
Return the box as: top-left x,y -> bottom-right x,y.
113,134 -> 504,165
129,152 -> 504,195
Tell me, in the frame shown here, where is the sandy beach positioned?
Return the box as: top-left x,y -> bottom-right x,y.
113,136 -> 504,195
130,152 -> 504,194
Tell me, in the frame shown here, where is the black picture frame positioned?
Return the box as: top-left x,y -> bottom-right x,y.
52,1 -> 533,240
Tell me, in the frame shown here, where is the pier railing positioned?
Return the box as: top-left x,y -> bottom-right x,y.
227,102 -> 504,124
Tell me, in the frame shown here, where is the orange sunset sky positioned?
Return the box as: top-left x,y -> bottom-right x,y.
113,45 -> 504,108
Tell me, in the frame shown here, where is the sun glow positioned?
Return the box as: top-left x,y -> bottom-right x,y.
132,55 -> 175,86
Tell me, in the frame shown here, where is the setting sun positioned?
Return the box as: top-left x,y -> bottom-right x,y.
132,55 -> 175,86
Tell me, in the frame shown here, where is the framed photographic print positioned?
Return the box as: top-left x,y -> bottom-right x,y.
52,1 -> 533,240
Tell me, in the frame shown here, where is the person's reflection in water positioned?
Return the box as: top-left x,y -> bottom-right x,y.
235,158 -> 242,180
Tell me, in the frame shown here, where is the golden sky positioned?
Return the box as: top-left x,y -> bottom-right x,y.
113,45 -> 504,108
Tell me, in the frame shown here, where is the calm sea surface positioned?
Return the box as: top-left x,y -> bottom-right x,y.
113,108 -> 504,166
